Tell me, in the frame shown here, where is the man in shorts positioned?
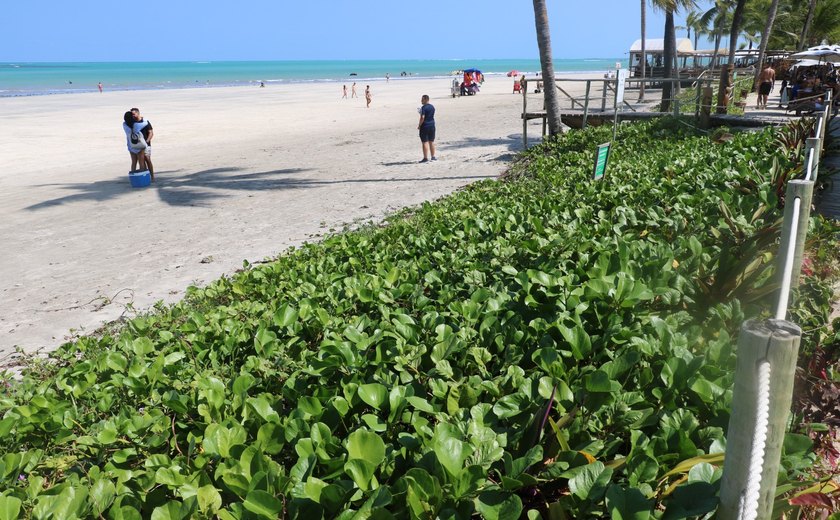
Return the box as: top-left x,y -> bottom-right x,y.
131,107 -> 155,181
757,64 -> 776,109
417,94 -> 436,163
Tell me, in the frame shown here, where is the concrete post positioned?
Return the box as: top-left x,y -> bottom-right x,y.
805,138 -> 821,182
718,319 -> 802,520
777,180 -> 815,294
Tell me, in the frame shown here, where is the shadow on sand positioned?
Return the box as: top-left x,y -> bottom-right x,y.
26,165 -> 499,211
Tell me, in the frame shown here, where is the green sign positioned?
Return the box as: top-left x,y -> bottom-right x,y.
592,142 -> 611,180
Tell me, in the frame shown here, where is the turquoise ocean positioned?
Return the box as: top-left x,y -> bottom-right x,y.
0,59 -> 623,97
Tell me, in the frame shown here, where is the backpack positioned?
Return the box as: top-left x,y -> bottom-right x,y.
129,127 -> 147,152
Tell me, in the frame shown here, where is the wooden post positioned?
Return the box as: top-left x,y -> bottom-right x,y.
717,64 -> 731,114
601,80 -> 607,112
695,80 -> 702,121
673,82 -> 680,117
776,180 -> 815,293
582,81 -> 591,129
699,86 -> 713,130
523,80 -> 528,148
718,319 -> 802,520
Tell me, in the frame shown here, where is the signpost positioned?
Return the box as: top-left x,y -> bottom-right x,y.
613,68 -> 628,142
616,69 -> 628,105
592,142 -> 611,180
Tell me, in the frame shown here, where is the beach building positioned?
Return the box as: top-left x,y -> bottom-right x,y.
628,38 -> 694,78
629,39 -> 792,80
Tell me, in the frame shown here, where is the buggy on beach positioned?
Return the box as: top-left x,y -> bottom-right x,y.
451,68 -> 483,97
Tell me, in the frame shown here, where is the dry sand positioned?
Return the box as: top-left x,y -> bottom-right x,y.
0,75 -> 591,363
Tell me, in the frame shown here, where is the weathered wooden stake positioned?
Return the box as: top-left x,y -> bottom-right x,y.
600,80 -> 607,111
699,87 -> 713,130
718,319 -> 802,520
582,81 -> 591,129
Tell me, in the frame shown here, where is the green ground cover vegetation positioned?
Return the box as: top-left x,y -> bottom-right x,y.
1,118 -> 837,519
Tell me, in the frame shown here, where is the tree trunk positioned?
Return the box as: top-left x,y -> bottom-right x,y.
639,0 -> 646,102
799,0 -> 817,50
532,0 -> 563,136
717,0 -> 747,113
661,9 -> 675,112
693,32 -> 699,68
712,32 -> 722,69
753,0 -> 780,90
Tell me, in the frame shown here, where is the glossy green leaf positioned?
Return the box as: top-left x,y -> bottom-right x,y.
475,490 -> 523,520
358,383 -> 388,410
243,490 -> 284,518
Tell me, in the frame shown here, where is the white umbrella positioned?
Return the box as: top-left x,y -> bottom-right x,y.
789,48 -> 840,62
806,44 -> 840,52
790,58 -> 825,68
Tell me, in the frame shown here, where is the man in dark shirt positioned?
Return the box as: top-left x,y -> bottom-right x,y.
417,95 -> 436,163
131,107 -> 155,180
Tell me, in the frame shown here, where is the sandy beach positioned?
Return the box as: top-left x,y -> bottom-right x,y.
0,75 -> 599,361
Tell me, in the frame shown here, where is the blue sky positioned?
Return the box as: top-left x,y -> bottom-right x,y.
1,1 -> 715,62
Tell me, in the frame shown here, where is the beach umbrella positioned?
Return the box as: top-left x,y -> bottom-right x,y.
790,59 -> 824,68
507,70 -> 521,77
463,68 -> 482,74
789,48 -> 840,63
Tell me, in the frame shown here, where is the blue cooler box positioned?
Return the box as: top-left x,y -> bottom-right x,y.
129,170 -> 151,188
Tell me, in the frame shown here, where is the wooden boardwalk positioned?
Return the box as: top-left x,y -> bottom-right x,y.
815,116 -> 840,220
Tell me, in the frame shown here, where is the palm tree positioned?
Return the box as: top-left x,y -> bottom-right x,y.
799,0 -> 818,49
685,8 -> 706,67
700,0 -> 732,69
639,0 -> 647,102
809,0 -> 840,44
652,0 -> 695,111
716,0 -> 748,113
662,7 -> 677,110
531,0 -> 563,136
752,0 -> 781,90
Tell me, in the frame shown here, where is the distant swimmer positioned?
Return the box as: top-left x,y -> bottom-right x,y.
98,82 -> 103,93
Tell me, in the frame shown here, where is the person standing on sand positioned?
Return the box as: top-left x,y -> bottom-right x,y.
757,64 -> 776,110
386,73 -> 390,83
342,84 -> 348,99
417,94 -> 436,163
123,111 -> 148,173
98,82 -> 103,93
365,85 -> 372,108
131,107 -> 155,181
352,82 -> 357,98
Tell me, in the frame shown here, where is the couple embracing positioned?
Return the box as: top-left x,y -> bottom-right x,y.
122,107 -> 155,181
